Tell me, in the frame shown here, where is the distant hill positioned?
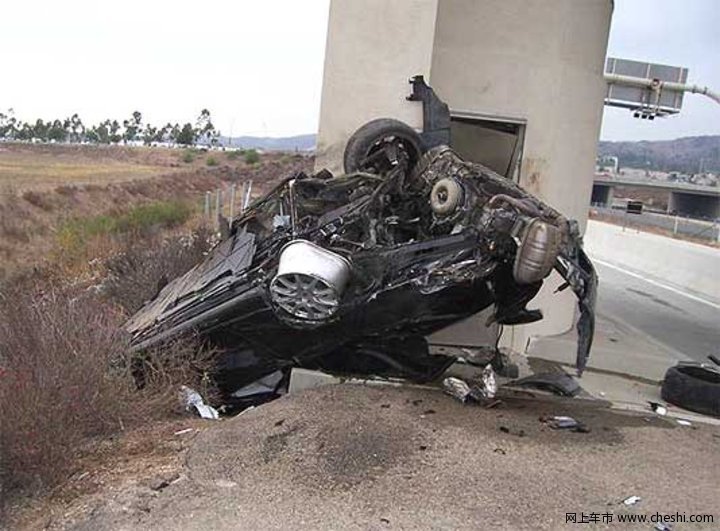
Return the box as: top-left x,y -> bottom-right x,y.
219,133 -> 720,173
220,134 -> 316,151
598,135 -> 720,174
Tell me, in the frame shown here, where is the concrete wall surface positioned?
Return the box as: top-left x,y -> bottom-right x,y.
585,220 -> 720,301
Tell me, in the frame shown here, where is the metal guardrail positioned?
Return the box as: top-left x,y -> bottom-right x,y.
590,205 -> 720,244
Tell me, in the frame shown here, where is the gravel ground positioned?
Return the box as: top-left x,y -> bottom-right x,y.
68,384 -> 719,530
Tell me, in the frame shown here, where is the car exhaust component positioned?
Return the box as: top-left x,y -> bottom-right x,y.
270,240 -> 351,320
513,218 -> 561,284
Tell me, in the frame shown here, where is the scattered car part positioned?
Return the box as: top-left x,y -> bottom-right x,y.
509,372 -> 581,397
478,364 -> 497,400
676,419 -> 692,427
126,82 -> 597,402
442,366 -> 496,403
443,377 -> 474,403
661,363 -> 720,418
543,415 -> 589,432
231,370 -> 284,399
406,74 -> 451,149
648,402 -> 667,416
180,385 -> 219,420
622,495 -> 641,506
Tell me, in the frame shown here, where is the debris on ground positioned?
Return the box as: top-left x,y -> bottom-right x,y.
661,362 -> 720,418
180,386 -> 219,420
443,376 -> 474,403
622,495 -> 642,506
509,372 -> 581,397
542,415 -> 591,433
443,366 -> 497,404
479,364 -> 497,399
126,78 -> 597,406
649,402 -> 667,416
676,419 -> 692,427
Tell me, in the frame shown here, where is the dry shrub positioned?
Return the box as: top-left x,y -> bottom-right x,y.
0,283 -> 217,494
0,215 -> 30,242
21,190 -> 54,211
0,287 -> 132,491
55,185 -> 78,197
104,226 -> 214,314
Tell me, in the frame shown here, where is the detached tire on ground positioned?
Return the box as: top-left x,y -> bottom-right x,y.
343,118 -> 424,174
661,365 -> 720,417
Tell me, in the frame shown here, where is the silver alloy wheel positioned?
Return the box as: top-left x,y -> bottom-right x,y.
270,273 -> 340,320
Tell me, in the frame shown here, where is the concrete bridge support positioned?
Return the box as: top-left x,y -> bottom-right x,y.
668,191 -> 720,219
591,183 -> 614,207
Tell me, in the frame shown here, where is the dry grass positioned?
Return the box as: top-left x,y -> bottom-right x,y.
0,151 -> 165,194
104,226 -> 214,314
0,286 -> 134,491
0,280 -> 216,495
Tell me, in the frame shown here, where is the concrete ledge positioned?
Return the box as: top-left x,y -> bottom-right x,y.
585,220 -> 720,301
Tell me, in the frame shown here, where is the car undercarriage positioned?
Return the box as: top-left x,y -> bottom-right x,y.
126,80 -> 597,403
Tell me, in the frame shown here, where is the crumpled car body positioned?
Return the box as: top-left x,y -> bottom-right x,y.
126,141 -> 597,399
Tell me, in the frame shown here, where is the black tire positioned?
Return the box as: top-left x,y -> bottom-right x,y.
343,118 -> 424,174
661,364 -> 720,417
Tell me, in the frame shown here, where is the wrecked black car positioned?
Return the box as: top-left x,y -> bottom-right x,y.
126,80 -> 597,401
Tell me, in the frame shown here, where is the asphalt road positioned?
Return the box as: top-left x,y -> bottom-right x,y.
594,259 -> 720,363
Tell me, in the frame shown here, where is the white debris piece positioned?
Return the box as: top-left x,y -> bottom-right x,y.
649,402 -> 667,416
623,495 -> 641,506
180,385 -> 219,420
443,377 -> 472,403
478,364 -> 497,400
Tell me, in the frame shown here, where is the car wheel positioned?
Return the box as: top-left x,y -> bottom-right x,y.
661,364 -> 720,417
343,118 -> 424,174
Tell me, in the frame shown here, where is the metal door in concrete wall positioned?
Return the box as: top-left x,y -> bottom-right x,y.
449,113 -> 526,181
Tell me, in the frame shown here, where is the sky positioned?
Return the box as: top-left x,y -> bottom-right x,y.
600,0 -> 720,141
0,0 -> 717,141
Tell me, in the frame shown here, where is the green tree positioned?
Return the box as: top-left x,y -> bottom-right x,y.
34,119 -> 49,141
0,109 -> 18,139
48,119 -> 67,142
68,113 -> 84,142
122,111 -> 142,143
195,108 -> 217,145
176,123 -> 195,146
109,120 -> 122,143
15,122 -> 34,141
142,124 -> 157,146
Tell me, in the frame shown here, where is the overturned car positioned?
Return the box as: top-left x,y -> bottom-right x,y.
127,84 -> 597,401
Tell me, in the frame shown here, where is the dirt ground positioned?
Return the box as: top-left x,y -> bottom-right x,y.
7,384 -> 717,530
